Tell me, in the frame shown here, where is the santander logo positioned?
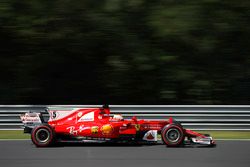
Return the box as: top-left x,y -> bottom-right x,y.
78,111 -> 94,122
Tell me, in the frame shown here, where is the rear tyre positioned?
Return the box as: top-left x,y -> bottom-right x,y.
31,125 -> 55,147
161,124 -> 184,147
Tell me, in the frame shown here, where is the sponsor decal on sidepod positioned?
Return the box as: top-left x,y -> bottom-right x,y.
101,124 -> 114,135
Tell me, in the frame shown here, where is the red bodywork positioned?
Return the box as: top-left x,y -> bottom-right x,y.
46,107 -> 208,141
21,106 -> 215,146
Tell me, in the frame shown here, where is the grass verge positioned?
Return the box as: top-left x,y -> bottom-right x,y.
196,131 -> 250,139
0,130 -> 29,139
0,130 -> 250,140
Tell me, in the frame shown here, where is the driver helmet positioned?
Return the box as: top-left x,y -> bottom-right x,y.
113,114 -> 124,121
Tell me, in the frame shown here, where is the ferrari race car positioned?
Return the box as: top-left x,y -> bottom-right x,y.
20,105 -> 215,147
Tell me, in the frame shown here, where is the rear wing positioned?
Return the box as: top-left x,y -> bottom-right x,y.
20,111 -> 47,133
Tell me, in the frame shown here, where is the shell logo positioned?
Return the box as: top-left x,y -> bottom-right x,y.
101,124 -> 113,135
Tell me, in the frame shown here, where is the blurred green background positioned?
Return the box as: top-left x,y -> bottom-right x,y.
0,0 -> 250,104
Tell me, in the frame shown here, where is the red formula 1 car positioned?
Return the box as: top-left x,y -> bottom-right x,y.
20,105 -> 215,147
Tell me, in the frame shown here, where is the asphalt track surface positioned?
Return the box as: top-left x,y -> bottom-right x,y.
0,140 -> 249,167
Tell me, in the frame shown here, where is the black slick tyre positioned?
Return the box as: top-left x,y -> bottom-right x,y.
31,125 -> 55,147
161,124 -> 184,147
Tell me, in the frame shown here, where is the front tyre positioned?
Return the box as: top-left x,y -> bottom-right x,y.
31,125 -> 55,147
161,124 -> 184,147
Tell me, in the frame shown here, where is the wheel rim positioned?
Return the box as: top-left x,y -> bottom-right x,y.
35,128 -> 50,143
166,128 -> 180,143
